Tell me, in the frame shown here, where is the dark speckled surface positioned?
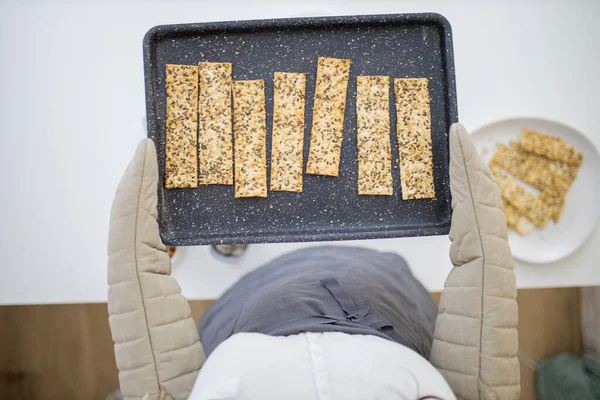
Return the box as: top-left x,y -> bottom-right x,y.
143,13 -> 458,245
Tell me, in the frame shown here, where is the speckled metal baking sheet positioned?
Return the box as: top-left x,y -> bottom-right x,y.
143,13 -> 458,245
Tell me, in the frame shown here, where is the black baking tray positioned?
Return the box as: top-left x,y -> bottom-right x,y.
143,13 -> 458,245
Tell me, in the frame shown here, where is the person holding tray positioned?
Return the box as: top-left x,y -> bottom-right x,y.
107,124 -> 519,400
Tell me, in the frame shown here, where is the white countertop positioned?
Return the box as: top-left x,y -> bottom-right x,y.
1,0 -> 599,305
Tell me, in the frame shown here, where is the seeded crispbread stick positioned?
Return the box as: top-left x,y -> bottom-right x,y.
232,80 -> 267,198
198,62 -> 233,185
491,144 -> 570,193
394,78 -> 435,200
508,142 -> 580,186
520,129 -> 583,166
271,72 -> 306,192
165,64 -> 199,189
306,57 -> 351,176
356,76 -> 392,195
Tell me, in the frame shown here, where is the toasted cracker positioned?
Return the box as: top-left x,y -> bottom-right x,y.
164,64 -> 199,189
394,78 -> 435,200
491,144 -> 570,192
270,72 -> 306,192
498,142 -> 578,222
356,76 -> 392,195
198,62 -> 233,185
306,57 -> 351,176
490,165 -> 553,227
509,142 -> 580,185
520,129 -> 583,166
232,80 -> 267,198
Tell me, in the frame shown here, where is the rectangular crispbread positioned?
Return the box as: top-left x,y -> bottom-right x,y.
520,129 -> 583,166
509,142 -> 580,185
491,143 -> 570,192
198,62 -> 233,185
165,64 -> 199,189
270,72 -> 306,192
394,78 -> 435,200
356,76 -> 392,195
306,57 -> 351,176
232,80 -> 267,198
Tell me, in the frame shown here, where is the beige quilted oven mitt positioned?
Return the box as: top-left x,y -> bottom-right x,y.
107,139 -> 205,400
430,123 -> 520,400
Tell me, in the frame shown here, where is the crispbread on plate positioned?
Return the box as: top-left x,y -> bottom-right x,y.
508,142 -> 579,186
520,129 -> 583,166
491,144 -> 570,193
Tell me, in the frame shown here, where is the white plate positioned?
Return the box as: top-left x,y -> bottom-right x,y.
471,117 -> 600,264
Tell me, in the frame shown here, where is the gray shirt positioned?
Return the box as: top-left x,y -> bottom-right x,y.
199,246 -> 437,358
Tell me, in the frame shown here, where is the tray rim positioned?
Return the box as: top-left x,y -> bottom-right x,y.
143,13 -> 457,245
